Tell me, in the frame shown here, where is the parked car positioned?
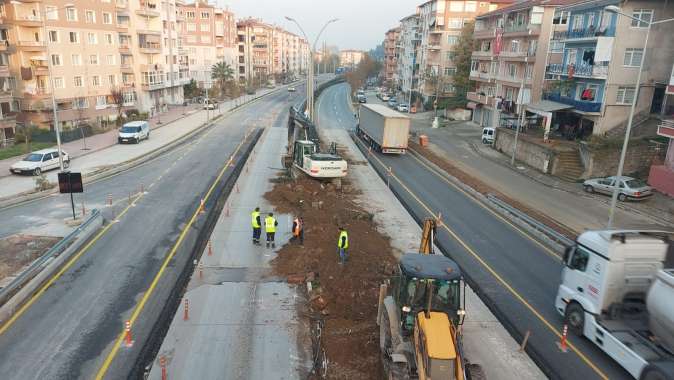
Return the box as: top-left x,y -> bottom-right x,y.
482,127 -> 495,144
10,148 -> 70,176
118,120 -> 150,144
381,94 -> 390,102
287,86 -> 296,92
203,99 -> 218,110
396,104 -> 409,112
387,98 -> 398,108
357,94 -> 367,103
583,176 -> 653,201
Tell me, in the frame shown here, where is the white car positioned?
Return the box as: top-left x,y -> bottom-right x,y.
397,104 -> 409,112
381,94 -> 390,102
118,121 -> 150,144
203,100 -> 218,110
10,148 -> 70,176
288,86 -> 296,92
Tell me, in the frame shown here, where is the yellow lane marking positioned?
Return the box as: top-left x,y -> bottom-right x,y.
0,193 -> 142,336
407,150 -> 562,262
359,139 -> 608,380
95,132 -> 252,380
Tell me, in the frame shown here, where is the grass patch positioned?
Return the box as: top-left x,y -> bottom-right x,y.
0,142 -> 54,161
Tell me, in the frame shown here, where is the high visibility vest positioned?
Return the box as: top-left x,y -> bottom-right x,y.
265,216 -> 276,233
293,218 -> 302,236
338,230 -> 348,249
251,211 -> 260,228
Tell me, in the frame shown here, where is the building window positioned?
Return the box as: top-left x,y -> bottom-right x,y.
108,74 -> 116,86
201,11 -> 210,19
623,48 -> 643,67
186,11 -> 195,19
447,36 -> 458,45
187,23 -> 196,32
106,54 -> 115,65
553,11 -> 569,25
631,9 -> 653,28
51,54 -> 62,66
510,40 -> 520,53
105,33 -> 114,44
48,30 -> 59,43
465,1 -> 477,12
66,7 -> 77,21
92,76 -> 101,86
90,54 -> 99,65
616,86 -> 635,104
576,83 -> 600,101
201,35 -> 211,43
71,54 -> 81,65
69,32 -> 79,43
200,24 -> 210,32
444,67 -> 457,76
87,33 -> 98,44
525,64 -> 533,79
122,91 -> 136,105
85,10 -> 96,23
103,12 -> 112,24
448,18 -> 463,29
53,77 -> 64,89
489,4 -> 497,11
74,97 -> 88,109
507,63 -> 517,78
45,6 -> 58,20
471,60 -> 479,71
96,95 -> 107,107
74,76 -> 83,87
572,14 -> 583,30
449,1 -> 463,12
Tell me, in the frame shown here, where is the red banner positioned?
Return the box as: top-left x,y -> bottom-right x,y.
494,28 -> 503,56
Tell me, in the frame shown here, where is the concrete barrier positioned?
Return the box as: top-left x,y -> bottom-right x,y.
0,209 -> 103,324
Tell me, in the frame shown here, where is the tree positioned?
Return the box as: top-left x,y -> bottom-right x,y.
211,62 -> 234,98
445,21 -> 476,109
183,79 -> 200,99
109,86 -> 125,124
345,53 -> 382,97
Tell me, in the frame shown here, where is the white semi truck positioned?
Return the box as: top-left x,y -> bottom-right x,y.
357,104 -> 410,154
555,230 -> 674,380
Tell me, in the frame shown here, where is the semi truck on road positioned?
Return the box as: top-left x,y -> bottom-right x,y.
555,230 -> 674,380
357,104 -> 410,154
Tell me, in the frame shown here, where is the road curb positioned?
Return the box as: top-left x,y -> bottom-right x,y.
0,209 -> 103,325
0,84 -> 296,211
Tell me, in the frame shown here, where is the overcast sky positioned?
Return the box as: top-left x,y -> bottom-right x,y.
217,0 -> 415,51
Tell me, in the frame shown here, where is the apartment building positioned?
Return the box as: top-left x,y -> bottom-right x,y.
383,27 -> 400,89
396,14 -> 420,102
339,49 -> 364,68
272,26 -> 306,81
214,7 -> 237,71
468,0 -> 573,128
1,0 -> 128,132
416,0 -> 513,103
542,0 -> 674,137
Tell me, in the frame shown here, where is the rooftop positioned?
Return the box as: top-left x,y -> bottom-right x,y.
476,0 -> 581,19
400,253 -> 461,281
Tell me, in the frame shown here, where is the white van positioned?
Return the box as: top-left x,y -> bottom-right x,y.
481,127 -> 495,144
118,121 -> 150,144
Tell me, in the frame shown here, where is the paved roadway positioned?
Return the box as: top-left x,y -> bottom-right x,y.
317,83 -> 631,380
0,85 -> 307,379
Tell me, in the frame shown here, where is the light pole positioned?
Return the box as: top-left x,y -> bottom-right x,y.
511,71 -> 528,166
604,5 -> 674,228
285,16 -> 338,122
12,0 -> 65,171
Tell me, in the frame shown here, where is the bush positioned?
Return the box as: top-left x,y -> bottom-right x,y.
34,173 -> 54,192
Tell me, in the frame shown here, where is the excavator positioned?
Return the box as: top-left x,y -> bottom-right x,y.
377,218 -> 484,379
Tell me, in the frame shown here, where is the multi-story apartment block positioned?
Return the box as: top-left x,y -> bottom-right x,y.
468,0 -> 572,128
2,0 -> 130,131
416,0 -> 513,103
383,27 -> 400,89
543,0 -> 674,137
396,14 -> 420,101
214,7 -> 236,70
339,49 -> 364,68
272,27 -> 305,81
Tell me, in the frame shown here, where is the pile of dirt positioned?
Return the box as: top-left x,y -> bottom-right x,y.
409,140 -> 577,239
264,175 -> 397,380
0,234 -> 61,283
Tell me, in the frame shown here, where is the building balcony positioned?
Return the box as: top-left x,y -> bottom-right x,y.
553,27 -> 614,41
0,65 -> 9,77
119,44 -> 131,53
0,114 -> 17,130
120,64 -> 134,73
117,23 -> 130,31
16,40 -> 45,51
23,88 -> 50,99
467,91 -> 496,107
469,70 -> 495,83
496,75 -> 531,86
0,40 -> 9,51
657,119 -> 674,139
546,63 -> 608,79
176,13 -> 185,21
141,82 -> 164,91
427,43 -> 441,50
116,0 -> 128,8
140,64 -> 163,72
499,50 -> 536,61
30,63 -> 48,76
0,88 -> 14,102
473,28 -> 495,39
135,8 -> 160,17
472,50 -> 494,59
544,92 -> 602,113
504,23 -> 540,36
139,43 -> 161,54
14,14 -> 43,27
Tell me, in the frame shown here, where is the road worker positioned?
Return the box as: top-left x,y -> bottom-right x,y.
251,207 -> 261,245
265,212 -> 278,248
337,226 -> 349,264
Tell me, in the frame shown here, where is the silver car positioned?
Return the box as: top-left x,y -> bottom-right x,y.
583,176 -> 653,201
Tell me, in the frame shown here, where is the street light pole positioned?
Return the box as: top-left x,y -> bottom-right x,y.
511,72 -> 527,166
604,6 -> 674,228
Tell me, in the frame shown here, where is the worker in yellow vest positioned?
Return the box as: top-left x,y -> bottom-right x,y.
337,226 -> 349,264
251,207 -> 261,245
265,212 -> 278,248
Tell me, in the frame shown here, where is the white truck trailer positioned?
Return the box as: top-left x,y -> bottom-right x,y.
555,230 -> 674,380
357,104 -> 410,154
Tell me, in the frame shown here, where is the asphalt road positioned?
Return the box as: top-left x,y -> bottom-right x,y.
317,83 -> 631,380
0,85 -> 307,379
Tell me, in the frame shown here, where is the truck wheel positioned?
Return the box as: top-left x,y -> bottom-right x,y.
640,365 -> 671,380
564,302 -> 585,336
387,362 -> 410,380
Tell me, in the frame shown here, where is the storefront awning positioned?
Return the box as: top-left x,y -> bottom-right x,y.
466,101 -> 477,109
527,100 -> 573,113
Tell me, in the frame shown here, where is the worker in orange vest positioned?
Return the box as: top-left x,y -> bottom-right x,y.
291,216 -> 304,245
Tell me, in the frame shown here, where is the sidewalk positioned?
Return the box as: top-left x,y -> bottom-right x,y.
410,118 -> 674,231
148,120 -> 312,379
0,87 -> 283,200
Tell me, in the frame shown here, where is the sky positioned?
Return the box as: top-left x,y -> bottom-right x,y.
217,0 -> 416,51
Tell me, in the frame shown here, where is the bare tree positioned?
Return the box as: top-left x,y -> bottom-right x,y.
109,86 -> 125,125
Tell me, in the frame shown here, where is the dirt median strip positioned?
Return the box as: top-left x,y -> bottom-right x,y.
264,174 -> 397,380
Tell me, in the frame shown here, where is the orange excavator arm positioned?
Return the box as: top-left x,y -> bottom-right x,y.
419,218 -> 437,255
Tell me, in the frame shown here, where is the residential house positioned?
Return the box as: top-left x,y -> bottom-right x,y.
384,27 -> 400,90
339,49 -> 364,68
397,13 -> 420,102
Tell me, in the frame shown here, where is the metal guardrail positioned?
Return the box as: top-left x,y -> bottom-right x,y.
0,209 -> 101,304
486,194 -> 574,247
